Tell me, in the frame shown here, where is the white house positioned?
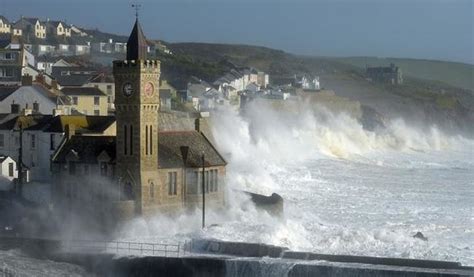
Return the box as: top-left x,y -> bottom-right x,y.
0,84 -> 71,115
301,76 -> 320,90
0,114 -> 116,183
0,156 -> 17,181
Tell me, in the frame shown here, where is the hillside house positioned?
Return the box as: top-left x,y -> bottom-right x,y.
366,63 -> 403,85
60,87 -> 108,115
0,44 -> 35,85
45,20 -> 71,37
0,16 -> 11,34
83,73 -> 115,112
13,18 -> 47,39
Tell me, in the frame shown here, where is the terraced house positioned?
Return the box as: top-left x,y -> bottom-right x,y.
13,17 -> 47,39
45,20 -> 71,37
0,16 -> 11,34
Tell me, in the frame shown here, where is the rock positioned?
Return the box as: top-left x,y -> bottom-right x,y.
413,232 -> 428,241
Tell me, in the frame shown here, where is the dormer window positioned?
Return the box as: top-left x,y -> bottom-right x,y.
100,162 -> 107,176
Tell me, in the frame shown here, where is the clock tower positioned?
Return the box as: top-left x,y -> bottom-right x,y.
113,19 -> 160,214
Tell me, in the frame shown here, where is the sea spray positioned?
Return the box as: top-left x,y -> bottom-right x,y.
117,102 -> 474,265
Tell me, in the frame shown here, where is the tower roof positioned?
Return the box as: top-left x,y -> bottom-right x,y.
126,19 -> 148,61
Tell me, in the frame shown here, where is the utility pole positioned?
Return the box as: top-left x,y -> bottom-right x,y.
201,153 -> 205,229
17,122 -> 23,196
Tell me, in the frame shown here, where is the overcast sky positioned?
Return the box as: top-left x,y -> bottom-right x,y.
3,0 -> 473,64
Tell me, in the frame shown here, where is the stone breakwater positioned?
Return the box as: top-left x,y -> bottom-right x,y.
1,237 -> 473,276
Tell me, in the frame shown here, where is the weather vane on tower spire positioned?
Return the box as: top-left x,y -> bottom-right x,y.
132,3 -> 141,20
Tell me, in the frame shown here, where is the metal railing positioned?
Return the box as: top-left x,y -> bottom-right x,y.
63,239 -> 183,257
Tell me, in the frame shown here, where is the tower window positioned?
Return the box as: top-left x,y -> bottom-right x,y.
100,162 -> 107,176
150,182 -> 155,199
149,125 -> 153,155
124,125 -> 128,155
168,172 -> 177,196
129,125 -> 133,155
145,125 -> 149,155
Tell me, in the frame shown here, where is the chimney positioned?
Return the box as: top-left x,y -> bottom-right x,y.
194,118 -> 201,132
22,108 -> 32,116
11,102 -> 20,114
33,101 -> 39,113
53,108 -> 63,116
65,124 -> 75,140
21,75 -> 33,86
51,80 -> 58,90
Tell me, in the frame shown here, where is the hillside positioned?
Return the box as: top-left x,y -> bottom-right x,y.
163,42 -> 474,135
334,57 -> 474,91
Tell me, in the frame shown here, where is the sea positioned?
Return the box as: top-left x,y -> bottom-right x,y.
1,104 -> 472,275
119,104 -> 474,266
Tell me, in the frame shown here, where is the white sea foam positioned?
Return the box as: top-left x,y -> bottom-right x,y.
118,104 -> 474,266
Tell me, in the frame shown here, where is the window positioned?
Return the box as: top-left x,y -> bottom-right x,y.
0,134 -> 4,148
168,172 -> 177,195
50,134 -> 55,150
72,97 -> 78,105
100,162 -> 107,176
123,182 -> 134,200
123,125 -> 128,155
8,162 -> 14,177
31,134 -> 36,149
94,97 -> 100,105
212,169 -> 219,192
5,53 -> 12,60
69,162 -> 76,175
94,110 -> 100,116
205,171 -> 210,193
149,125 -> 153,155
106,85 -> 112,94
145,125 -> 148,155
150,182 -> 155,199
129,125 -> 133,155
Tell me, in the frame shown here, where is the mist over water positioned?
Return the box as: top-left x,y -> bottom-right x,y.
119,103 -> 474,265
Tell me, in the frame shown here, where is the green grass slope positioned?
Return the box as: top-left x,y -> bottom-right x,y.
335,57 -> 474,91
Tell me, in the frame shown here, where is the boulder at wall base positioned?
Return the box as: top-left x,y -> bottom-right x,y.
187,239 -> 288,258
244,191 -> 284,216
413,232 -> 428,241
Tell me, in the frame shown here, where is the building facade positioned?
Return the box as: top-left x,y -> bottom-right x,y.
51,20 -> 226,223
366,63 -> 403,85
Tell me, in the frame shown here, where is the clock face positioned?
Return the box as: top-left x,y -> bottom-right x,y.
122,82 -> 134,97
144,82 -> 154,97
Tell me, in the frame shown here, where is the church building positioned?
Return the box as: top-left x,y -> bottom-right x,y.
51,20 -> 226,220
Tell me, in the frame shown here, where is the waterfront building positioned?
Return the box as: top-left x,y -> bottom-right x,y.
51,19 -> 226,221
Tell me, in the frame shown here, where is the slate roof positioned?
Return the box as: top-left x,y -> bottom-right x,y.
159,89 -> 172,99
0,86 -> 20,101
0,16 -> 10,24
0,39 -> 10,49
126,19 -> 148,60
52,135 -> 116,164
45,20 -> 69,28
0,115 -> 53,130
24,115 -> 115,133
52,131 -> 226,168
159,131 -> 226,168
89,73 -> 114,83
61,87 -> 106,96
51,66 -> 96,87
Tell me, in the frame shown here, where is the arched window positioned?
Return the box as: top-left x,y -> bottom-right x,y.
123,182 -> 134,200
149,182 -> 155,199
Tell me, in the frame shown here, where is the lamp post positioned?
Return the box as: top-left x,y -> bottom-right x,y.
179,146 -> 189,205
201,153 -> 206,229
